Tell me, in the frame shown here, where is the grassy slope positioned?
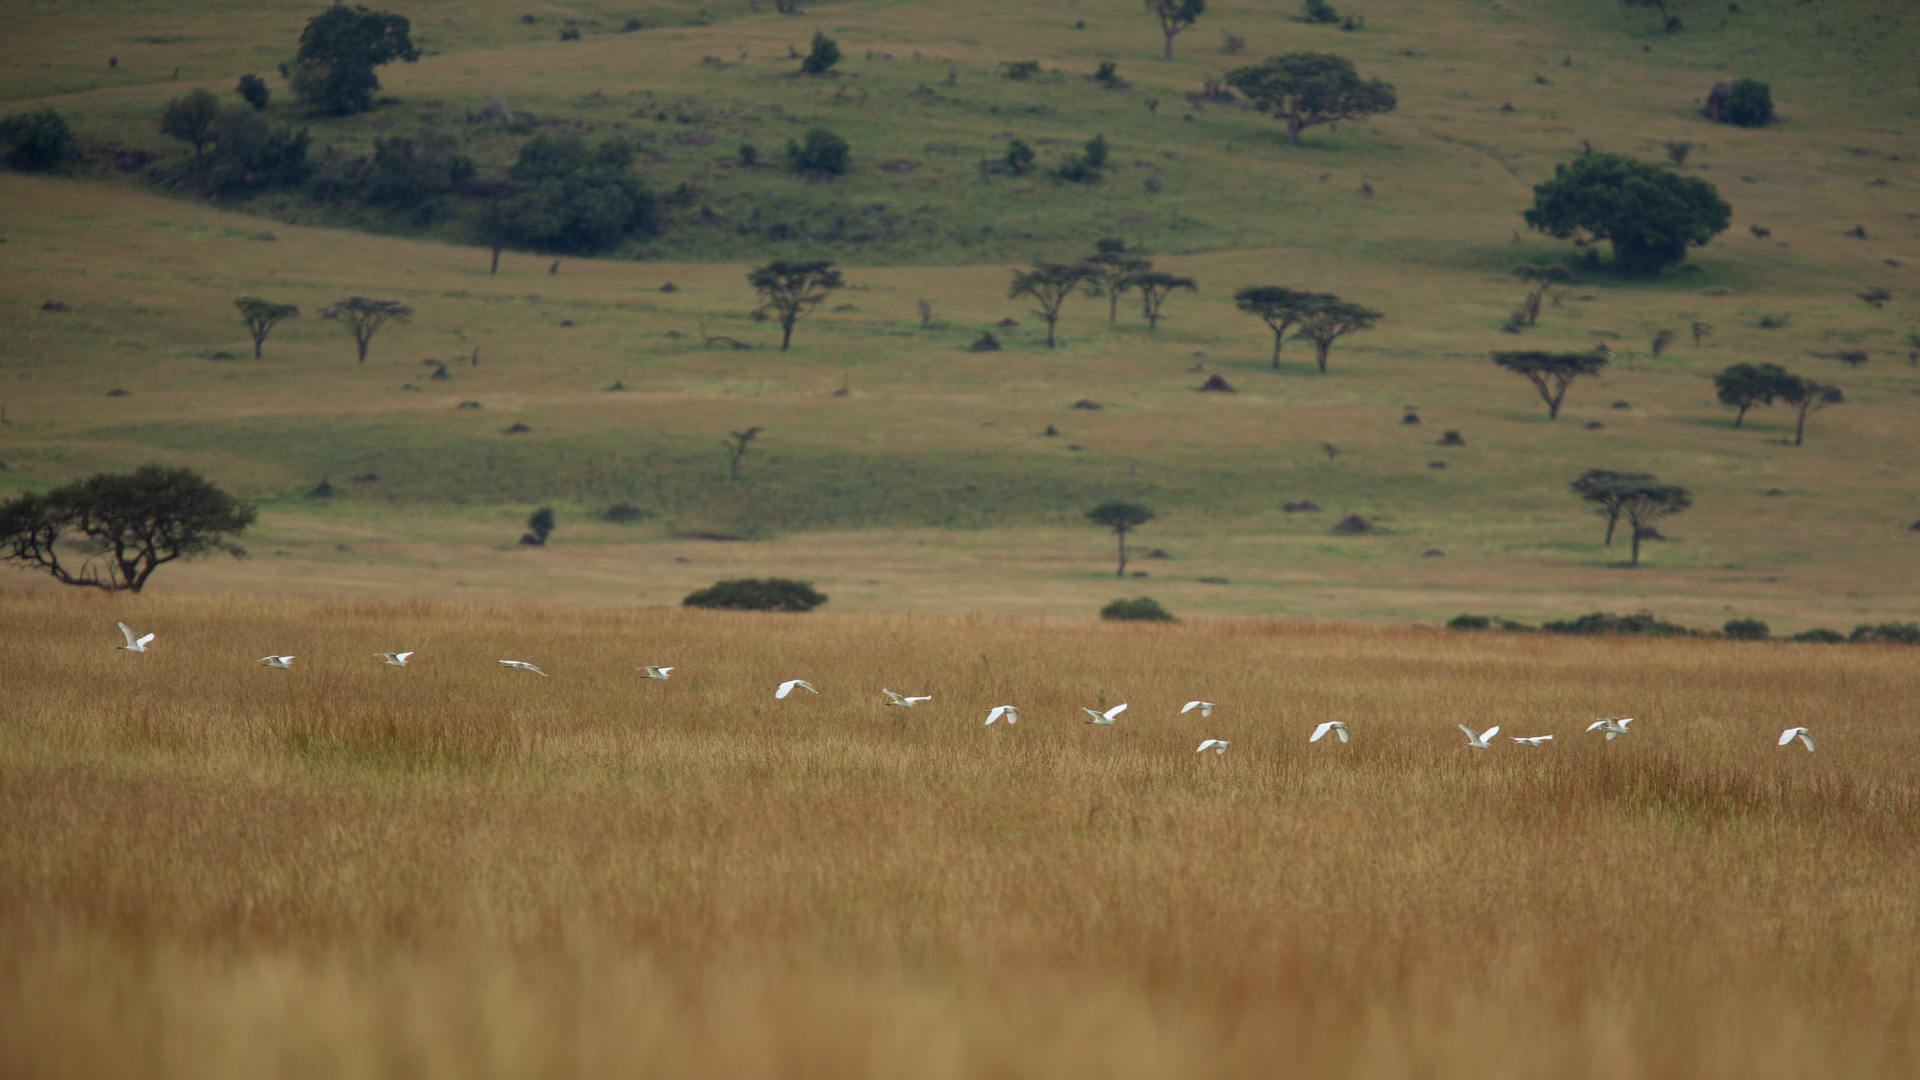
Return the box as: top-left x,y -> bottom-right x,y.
1,0 -> 1917,627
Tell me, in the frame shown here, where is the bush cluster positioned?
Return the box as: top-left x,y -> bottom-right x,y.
682,578 -> 828,612
1446,612 -> 1920,645
1101,597 -> 1176,623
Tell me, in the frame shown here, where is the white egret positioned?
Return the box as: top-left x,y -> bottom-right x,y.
1510,735 -> 1554,747
1586,717 -> 1634,740
639,666 -> 674,681
1459,724 -> 1500,749
985,706 -> 1019,726
258,655 -> 296,669
499,660 -> 548,676
1181,701 -> 1214,717
1196,739 -> 1229,754
1779,727 -> 1815,752
116,623 -> 154,653
1083,703 -> 1128,725
883,689 -> 932,707
376,652 -> 413,667
776,679 -> 817,699
1310,721 -> 1349,743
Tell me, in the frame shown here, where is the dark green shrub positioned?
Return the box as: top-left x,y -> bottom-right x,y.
1101,596 -> 1177,622
1724,79 -> 1773,127
683,578 -> 829,612
1446,614 -> 1491,630
1789,627 -> 1845,644
1004,138 -> 1035,175
1055,133 -> 1108,184
236,74 -> 270,110
1722,618 -> 1770,640
800,31 -> 839,74
0,108 -> 72,171
1095,60 -> 1119,85
204,106 -> 311,193
967,330 -> 1001,352
1304,0 -> 1340,24
786,127 -> 849,175
1850,621 -> 1920,645
1002,60 -> 1041,79
1542,611 -> 1697,637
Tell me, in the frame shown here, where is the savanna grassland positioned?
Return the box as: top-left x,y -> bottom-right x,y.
2,589 -> 1918,1078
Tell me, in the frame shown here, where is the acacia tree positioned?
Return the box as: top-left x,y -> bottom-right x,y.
1085,246 -> 1151,322
0,466 -> 255,592
1127,271 -> 1196,329
1523,153 -> 1731,275
1492,350 -> 1608,418
477,191 -> 557,273
233,296 -> 299,358
1780,376 -> 1842,447
290,4 -> 420,116
1224,52 -> 1396,144
1713,362 -> 1790,428
1617,482 -> 1691,567
1233,286 -> 1319,367
748,259 -> 843,351
1510,264 -> 1575,326
160,88 -> 221,160
1292,296 -> 1382,373
320,297 -> 413,362
1010,262 -> 1099,347
1144,0 -> 1206,60
1570,468 -> 1655,546
1087,500 -> 1156,577
726,426 -> 763,481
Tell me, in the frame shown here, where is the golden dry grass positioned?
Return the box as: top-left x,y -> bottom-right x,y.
2,587 -> 1916,1078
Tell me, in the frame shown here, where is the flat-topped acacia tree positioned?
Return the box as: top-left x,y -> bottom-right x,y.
749,259 -> 843,351
1780,376 -> 1842,447
1617,482 -> 1691,567
1126,271 -> 1196,330
1144,0 -> 1206,60
0,466 -> 255,592
320,297 -> 412,363
1570,469 -> 1655,546
1292,296 -> 1382,373
1713,362 -> 1791,428
1085,244 -> 1151,323
1010,262 -> 1099,347
1493,350 -> 1608,418
1224,52 -> 1396,144
233,296 -> 298,358
1234,286 -> 1319,368
1087,500 -> 1156,578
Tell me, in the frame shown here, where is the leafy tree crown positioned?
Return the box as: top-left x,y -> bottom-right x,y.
1523,152 -> 1731,275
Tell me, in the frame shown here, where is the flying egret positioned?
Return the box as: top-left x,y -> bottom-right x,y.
258,655 -> 296,669
499,660 -> 548,676
1511,735 -> 1554,747
1182,701 -> 1214,717
883,689 -> 932,708
1779,727 -> 1815,752
116,623 -> 154,653
776,679 -> 817,699
985,706 -> 1019,726
1310,721 -> 1350,743
1082,703 -> 1127,725
639,666 -> 674,681
1586,717 -> 1634,740
1459,724 -> 1500,749
376,652 -> 413,667
1196,739 -> 1229,754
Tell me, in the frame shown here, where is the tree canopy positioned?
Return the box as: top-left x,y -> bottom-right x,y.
1224,53 -> 1396,144
1713,362 -> 1791,428
1509,264 -> 1575,326
1010,263 -> 1099,347
1492,350 -> 1609,418
1234,286 -> 1321,367
1126,271 -> 1196,330
291,4 -> 420,116
1523,153 -> 1731,275
160,88 -> 221,159
319,297 -> 412,362
1144,0 -> 1206,60
749,259 -> 844,350
507,134 -> 657,254
1292,296 -> 1382,373
1569,469 -> 1655,546
1615,482 -> 1691,567
477,191 -> 558,273
233,296 -> 299,358
0,108 -> 72,171
1086,500 -> 1156,577
1085,248 -> 1151,323
1780,376 -> 1842,447
0,466 -> 255,592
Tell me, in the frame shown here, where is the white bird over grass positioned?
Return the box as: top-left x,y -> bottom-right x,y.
1459,724 -> 1500,749
1196,739 -> 1229,754
1779,727 -> 1816,752
985,706 -> 1019,726
499,660 -> 548,676
883,689 -> 932,707
1511,735 -> 1554,747
116,623 -> 154,653
776,679 -> 817,699
1083,703 -> 1128,725
1586,717 -> 1634,740
638,666 -> 674,681
1181,701 -> 1214,717
375,652 -> 413,667
258,655 -> 296,669
1310,721 -> 1350,743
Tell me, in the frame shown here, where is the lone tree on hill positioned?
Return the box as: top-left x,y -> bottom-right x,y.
0,108 -> 72,171
1126,271 -> 1197,329
1570,468 -> 1655,546
1510,264 -> 1575,326
0,465 -> 256,593
320,297 -> 412,363
521,506 -> 555,546
1010,262 -> 1099,347
1234,286 -> 1319,367
1780,376 -> 1842,447
1493,350 -> 1608,418
233,296 -> 299,358
1144,0 -> 1206,60
725,426 -> 762,481
799,31 -> 839,74
290,4 -> 420,116
160,88 -> 221,160
1292,296 -> 1382,373
1224,52 -> 1396,144
1523,153 -> 1731,275
1713,362 -> 1791,428
1616,481 -> 1691,567
749,259 -> 843,350
1085,244 -> 1151,323
477,192 -> 558,273
1087,500 -> 1156,577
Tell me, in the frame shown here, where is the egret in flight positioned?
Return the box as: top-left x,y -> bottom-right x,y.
117,623 -> 154,653
499,660 -> 548,676
1181,701 -> 1214,717
1310,721 -> 1349,743
258,655 -> 295,669
1083,703 -> 1127,725
1196,739 -> 1229,754
376,652 -> 413,667
1511,735 -> 1554,747
1586,717 -> 1634,740
776,679 -> 817,699
883,689 -> 932,708
1778,727 -> 1815,752
639,666 -> 674,681
985,706 -> 1019,726
1459,724 -> 1500,749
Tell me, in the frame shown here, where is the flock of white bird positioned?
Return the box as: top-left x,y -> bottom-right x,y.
115,622 -> 1821,753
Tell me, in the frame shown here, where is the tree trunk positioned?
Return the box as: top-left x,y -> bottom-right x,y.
253,336 -> 263,359
1547,396 -> 1560,419
1315,342 -> 1330,373
1109,290 -> 1119,323
1795,407 -> 1807,446
1286,116 -> 1303,144
1116,529 -> 1127,577
1271,333 -> 1283,368
490,246 -> 501,274
356,334 -> 369,363
1044,315 -> 1057,347
1733,405 -> 1747,428
780,317 -> 794,351
1630,527 -> 1642,567
1163,32 -> 1174,61
1603,511 -> 1617,546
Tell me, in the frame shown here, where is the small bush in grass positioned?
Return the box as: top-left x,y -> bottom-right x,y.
1101,596 -> 1176,623
1850,622 -> 1920,646
1722,618 -> 1770,641
1542,611 -> 1697,637
0,108 -> 72,171
1723,79 -> 1773,127
1789,627 -> 1846,644
683,578 -> 828,612
1446,614 -> 1491,630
